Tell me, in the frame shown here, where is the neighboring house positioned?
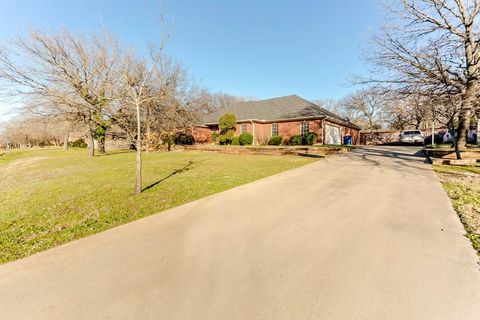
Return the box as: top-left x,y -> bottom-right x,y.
195,95 -> 361,145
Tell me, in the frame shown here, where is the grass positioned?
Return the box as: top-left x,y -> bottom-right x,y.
0,148 -> 317,263
434,164 -> 480,255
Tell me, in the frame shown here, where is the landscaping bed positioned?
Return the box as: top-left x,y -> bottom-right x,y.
425,146 -> 480,165
435,164 -> 480,255
185,145 -> 353,156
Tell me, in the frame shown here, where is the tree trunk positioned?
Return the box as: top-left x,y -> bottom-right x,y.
98,138 -> 106,154
457,107 -> 471,149
63,133 -> 69,150
460,29 -> 477,148
448,123 -> 461,160
134,104 -> 142,194
86,128 -> 95,157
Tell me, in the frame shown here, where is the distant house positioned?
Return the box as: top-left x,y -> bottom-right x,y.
195,95 -> 361,145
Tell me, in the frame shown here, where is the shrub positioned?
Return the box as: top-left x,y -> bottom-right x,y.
174,132 -> 195,145
268,135 -> 283,145
218,130 -> 234,145
303,132 -> 318,145
231,136 -> 240,145
239,132 -> 253,145
219,113 -> 236,132
288,135 -> 303,146
70,138 -> 87,148
211,132 -> 219,143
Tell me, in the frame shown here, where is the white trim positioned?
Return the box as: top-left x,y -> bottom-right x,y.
271,123 -> 279,137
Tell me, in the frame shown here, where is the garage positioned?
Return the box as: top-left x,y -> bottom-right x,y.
325,124 -> 341,145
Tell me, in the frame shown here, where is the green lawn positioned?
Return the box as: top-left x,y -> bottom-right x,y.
434,164 -> 480,255
0,148 -> 317,263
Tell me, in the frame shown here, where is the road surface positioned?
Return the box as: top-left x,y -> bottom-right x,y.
0,146 -> 479,319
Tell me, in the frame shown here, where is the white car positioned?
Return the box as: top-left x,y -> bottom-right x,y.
400,130 -> 424,144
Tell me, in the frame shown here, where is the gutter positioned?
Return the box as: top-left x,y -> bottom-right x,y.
203,116 -> 327,126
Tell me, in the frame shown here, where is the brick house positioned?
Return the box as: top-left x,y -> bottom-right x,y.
194,95 -> 361,145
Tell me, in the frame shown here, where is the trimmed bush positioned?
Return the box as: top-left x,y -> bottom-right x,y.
239,132 -> 253,145
231,136 -> 240,145
268,135 -> 283,145
303,132 -> 318,145
288,135 -> 303,146
219,113 -> 236,132
218,130 -> 234,145
174,132 -> 195,145
70,138 -> 87,148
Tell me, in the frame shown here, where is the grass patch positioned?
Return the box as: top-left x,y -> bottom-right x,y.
0,148 -> 317,263
434,164 -> 480,255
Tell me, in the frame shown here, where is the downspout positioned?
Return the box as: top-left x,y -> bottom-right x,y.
321,119 -> 326,145
250,120 -> 255,145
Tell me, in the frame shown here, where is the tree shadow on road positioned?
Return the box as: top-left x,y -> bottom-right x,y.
347,146 -> 434,175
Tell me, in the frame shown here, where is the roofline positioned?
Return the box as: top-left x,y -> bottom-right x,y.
203,116 -> 326,126
324,116 -> 362,130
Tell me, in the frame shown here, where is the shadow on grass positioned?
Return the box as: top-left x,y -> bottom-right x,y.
97,150 -> 134,157
142,160 -> 196,192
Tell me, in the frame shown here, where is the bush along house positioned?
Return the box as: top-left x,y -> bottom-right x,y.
194,95 -> 361,145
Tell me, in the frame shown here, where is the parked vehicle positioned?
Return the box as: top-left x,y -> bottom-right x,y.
441,129 -> 477,144
400,130 -> 424,144
442,130 -> 456,144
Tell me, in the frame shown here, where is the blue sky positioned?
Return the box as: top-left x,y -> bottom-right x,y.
0,0 -> 380,119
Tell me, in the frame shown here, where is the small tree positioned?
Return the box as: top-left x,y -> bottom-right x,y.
219,113 -> 236,132
218,113 -> 236,144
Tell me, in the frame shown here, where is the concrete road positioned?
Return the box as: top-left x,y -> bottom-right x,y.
1,146 -> 479,320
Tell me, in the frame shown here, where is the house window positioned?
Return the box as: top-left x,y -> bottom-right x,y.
241,124 -> 247,133
300,121 -> 309,136
271,123 -> 279,136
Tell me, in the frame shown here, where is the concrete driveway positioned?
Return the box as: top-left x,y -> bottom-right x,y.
1,146 -> 479,319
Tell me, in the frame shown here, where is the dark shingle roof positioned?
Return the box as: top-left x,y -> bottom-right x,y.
203,95 -> 349,125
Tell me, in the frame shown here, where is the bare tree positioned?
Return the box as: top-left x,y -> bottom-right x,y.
364,0 -> 480,148
384,94 -> 432,130
342,88 -> 386,132
0,115 -> 73,148
111,50 -> 162,194
0,29 -> 120,156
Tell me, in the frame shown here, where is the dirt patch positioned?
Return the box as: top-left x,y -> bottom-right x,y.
3,156 -> 47,171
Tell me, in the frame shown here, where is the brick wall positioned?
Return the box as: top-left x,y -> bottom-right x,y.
360,128 -> 447,145
196,119 -> 360,145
